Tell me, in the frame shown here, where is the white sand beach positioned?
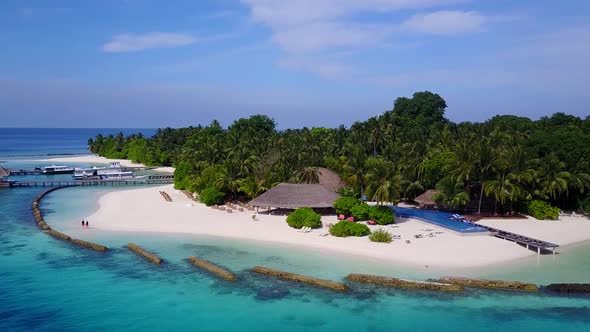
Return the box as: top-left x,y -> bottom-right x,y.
84,184 -> 590,268
38,155 -> 175,173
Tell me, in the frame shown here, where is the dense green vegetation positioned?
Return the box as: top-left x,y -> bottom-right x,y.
88,91 -> 590,215
369,229 -> 393,243
333,196 -> 395,224
350,203 -> 371,221
369,206 -> 395,225
527,200 -> 560,220
329,221 -> 371,237
199,187 -> 225,206
286,208 -> 322,229
333,197 -> 359,216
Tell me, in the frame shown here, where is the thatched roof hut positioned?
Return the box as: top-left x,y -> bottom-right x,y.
317,167 -> 346,192
0,166 -> 9,178
249,183 -> 340,209
414,189 -> 439,208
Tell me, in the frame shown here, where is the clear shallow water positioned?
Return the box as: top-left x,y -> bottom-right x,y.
2,129 -> 590,331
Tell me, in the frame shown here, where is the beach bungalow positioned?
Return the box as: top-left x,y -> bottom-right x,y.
414,189 -> 439,209
249,183 -> 340,214
0,166 -> 10,188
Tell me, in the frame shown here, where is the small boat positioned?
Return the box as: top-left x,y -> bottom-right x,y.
74,162 -> 134,180
41,165 -> 74,174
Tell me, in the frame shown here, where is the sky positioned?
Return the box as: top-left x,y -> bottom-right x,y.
0,0 -> 589,128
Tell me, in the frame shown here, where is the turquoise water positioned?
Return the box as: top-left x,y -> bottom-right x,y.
2,129 -> 590,331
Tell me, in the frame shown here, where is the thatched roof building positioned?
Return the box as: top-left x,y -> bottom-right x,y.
317,167 -> 346,192
249,183 -> 340,209
414,189 -> 439,209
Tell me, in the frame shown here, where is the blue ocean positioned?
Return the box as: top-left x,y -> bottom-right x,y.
1,128 -> 589,331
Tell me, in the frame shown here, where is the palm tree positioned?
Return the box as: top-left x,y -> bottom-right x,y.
344,143 -> 368,198
569,160 -> 590,194
484,173 -> 517,213
434,177 -> 470,210
449,138 -> 476,196
404,180 -> 424,201
475,136 -> 499,214
217,159 -> 242,200
537,155 -> 571,200
238,177 -> 266,199
505,144 -> 537,202
364,157 -> 403,205
296,167 -> 321,184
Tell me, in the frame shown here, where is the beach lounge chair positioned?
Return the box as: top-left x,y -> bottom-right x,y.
367,220 -> 377,225
347,217 -> 355,222
338,214 -> 345,220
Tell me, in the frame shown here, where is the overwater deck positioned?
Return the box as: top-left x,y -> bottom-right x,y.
471,222 -> 559,255
8,174 -> 174,187
7,166 -> 155,176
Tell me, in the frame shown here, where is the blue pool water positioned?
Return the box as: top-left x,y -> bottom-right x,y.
2,129 -> 590,331
394,207 -> 488,233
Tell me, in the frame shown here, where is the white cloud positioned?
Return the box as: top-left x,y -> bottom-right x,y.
400,10 -> 485,35
240,0 -> 482,78
103,32 -> 195,53
241,0 -> 465,26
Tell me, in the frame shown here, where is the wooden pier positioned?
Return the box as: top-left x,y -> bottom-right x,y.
7,166 -> 155,176
9,174 -> 174,188
465,220 -> 559,255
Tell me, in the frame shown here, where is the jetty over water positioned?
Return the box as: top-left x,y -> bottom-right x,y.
8,174 -> 174,188
7,166 -> 155,176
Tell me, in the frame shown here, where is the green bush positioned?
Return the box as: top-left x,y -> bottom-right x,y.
527,200 -> 560,220
369,229 -> 393,243
351,203 -> 371,221
199,187 -> 225,206
337,186 -> 356,198
286,208 -> 322,229
333,197 -> 360,216
369,206 -> 395,225
329,221 -> 371,237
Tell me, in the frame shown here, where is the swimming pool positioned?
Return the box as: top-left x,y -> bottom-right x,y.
392,206 -> 488,233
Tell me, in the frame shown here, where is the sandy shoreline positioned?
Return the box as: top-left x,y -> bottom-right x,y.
37,154 -> 175,173
82,184 -> 590,268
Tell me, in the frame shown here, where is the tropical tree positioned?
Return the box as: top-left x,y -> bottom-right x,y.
364,157 -> 403,205
536,155 -> 571,200
296,167 -> 321,184
434,178 -> 470,210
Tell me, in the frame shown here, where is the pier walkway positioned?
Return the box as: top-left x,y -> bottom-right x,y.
7,166 -> 155,176
8,175 -> 174,188
464,220 -> 559,255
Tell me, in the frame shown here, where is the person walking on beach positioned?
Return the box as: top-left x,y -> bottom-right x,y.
85,220 -> 89,228
81,220 -> 85,228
